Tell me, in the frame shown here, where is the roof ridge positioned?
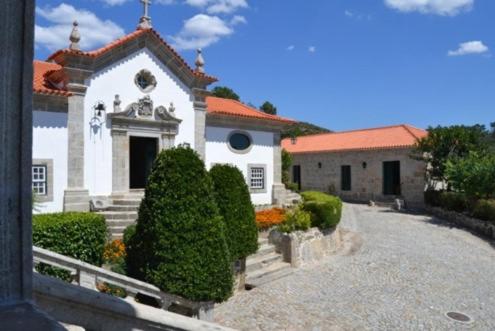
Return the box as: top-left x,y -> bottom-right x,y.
208,96 -> 283,119
283,124 -> 413,141
45,28 -> 217,83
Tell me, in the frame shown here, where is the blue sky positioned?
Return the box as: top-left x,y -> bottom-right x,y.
34,0 -> 494,131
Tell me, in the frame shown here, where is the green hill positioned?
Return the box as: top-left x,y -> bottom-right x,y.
282,121 -> 332,139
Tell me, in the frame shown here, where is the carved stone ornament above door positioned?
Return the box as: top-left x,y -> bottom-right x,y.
107,95 -> 182,135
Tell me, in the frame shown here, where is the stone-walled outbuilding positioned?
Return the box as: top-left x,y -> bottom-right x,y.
282,125 -> 428,207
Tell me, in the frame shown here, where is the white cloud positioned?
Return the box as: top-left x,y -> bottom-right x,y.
170,14 -> 236,50
345,10 -> 354,17
309,46 -> 316,53
184,0 -> 248,14
448,40 -> 489,56
230,15 -> 247,25
35,3 -> 125,51
99,0 -> 130,5
384,0 -> 473,16
287,45 -> 295,51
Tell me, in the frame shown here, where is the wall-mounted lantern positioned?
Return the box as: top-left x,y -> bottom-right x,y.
93,101 -> 106,118
318,162 -> 322,169
362,162 -> 367,169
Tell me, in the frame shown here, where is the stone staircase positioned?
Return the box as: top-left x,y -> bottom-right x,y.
97,190 -> 144,239
245,237 -> 293,288
273,183 -> 302,208
285,191 -> 302,207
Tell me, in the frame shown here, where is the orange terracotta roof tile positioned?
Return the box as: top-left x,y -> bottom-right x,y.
47,28 -> 217,84
206,96 -> 295,124
282,124 -> 427,154
33,60 -> 71,97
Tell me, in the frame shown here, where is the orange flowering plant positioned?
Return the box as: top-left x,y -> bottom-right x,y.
103,239 -> 126,266
255,208 -> 286,230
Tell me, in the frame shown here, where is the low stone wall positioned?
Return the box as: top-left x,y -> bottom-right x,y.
426,206 -> 495,239
269,227 -> 342,267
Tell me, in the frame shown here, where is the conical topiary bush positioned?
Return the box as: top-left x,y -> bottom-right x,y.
210,164 -> 258,262
126,147 -> 233,302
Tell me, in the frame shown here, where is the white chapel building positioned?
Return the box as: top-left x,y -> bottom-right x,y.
32,12 -> 294,215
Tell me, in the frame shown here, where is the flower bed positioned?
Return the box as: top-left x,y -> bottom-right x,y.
255,208 -> 286,230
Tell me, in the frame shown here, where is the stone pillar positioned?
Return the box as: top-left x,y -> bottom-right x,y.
0,0 -> 63,328
64,84 -> 90,211
111,129 -> 129,195
273,132 -> 282,184
192,88 -> 208,160
161,133 -> 175,151
272,132 -> 286,205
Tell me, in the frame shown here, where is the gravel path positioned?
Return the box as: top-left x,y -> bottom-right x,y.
215,203 -> 495,331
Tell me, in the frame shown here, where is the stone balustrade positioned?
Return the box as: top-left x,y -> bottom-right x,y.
33,246 -> 215,321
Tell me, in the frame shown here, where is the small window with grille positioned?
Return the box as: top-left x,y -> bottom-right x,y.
249,166 -> 265,191
32,165 -> 48,195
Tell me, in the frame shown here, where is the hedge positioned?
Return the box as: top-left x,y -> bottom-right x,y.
472,199 -> 495,223
33,212 -> 107,280
278,207 -> 311,233
126,147 -> 233,302
438,191 -> 469,213
210,164 -> 258,261
301,191 -> 343,229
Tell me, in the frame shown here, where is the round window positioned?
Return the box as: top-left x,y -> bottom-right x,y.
229,132 -> 252,152
134,69 -> 157,93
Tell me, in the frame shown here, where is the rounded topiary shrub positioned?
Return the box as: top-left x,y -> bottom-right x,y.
33,212 -> 108,280
210,164 -> 258,262
126,147 -> 233,302
301,191 -> 343,229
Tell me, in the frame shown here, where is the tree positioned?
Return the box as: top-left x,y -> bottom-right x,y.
209,164 -> 258,262
412,125 -> 490,185
126,147 -> 233,302
211,86 -> 240,101
445,152 -> 495,199
260,101 -> 277,115
282,149 -> 293,186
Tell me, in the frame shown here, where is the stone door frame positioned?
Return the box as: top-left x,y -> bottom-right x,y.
110,119 -> 179,195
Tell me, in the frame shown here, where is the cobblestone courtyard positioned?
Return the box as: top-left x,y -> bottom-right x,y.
215,203 -> 495,331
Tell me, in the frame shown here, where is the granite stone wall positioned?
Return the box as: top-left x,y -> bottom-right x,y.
291,148 -> 426,207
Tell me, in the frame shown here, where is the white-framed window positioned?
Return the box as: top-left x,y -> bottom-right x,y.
32,165 -> 48,195
249,166 -> 265,190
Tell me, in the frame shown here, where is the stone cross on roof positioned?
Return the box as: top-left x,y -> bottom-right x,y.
138,0 -> 152,30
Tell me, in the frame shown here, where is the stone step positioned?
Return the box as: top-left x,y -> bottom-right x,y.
107,205 -> 139,212
258,237 -> 269,246
97,211 -> 138,220
246,252 -> 283,273
245,262 -> 293,288
251,244 -> 276,258
108,225 -> 129,234
112,199 -> 142,206
105,219 -> 136,227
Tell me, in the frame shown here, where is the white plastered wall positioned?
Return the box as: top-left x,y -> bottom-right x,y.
83,48 -> 195,196
205,126 -> 274,205
32,111 -> 68,213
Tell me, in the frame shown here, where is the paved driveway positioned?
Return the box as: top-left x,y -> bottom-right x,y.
215,203 -> 495,331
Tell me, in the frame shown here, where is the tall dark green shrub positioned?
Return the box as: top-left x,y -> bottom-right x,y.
282,149 -> 293,187
33,212 -> 107,280
210,164 -> 258,262
301,191 -> 343,229
126,147 -> 233,302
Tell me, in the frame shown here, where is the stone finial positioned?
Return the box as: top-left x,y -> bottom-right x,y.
114,95 -> 122,113
195,48 -> 205,73
69,21 -> 81,50
138,0 -> 153,29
